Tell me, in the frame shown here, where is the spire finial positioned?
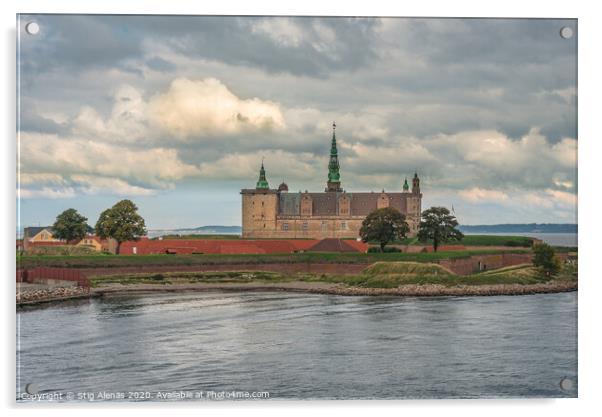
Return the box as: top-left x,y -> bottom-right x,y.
326,121 -> 342,191
256,159 -> 269,189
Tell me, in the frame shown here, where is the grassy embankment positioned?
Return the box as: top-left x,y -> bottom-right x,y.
89,261 -> 577,289
17,248 -> 531,269
393,235 -> 534,247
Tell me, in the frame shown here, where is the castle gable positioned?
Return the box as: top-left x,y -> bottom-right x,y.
278,191 -> 409,216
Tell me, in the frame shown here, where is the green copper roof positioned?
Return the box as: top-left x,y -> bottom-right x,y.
403,178 -> 409,191
256,162 -> 269,189
328,122 -> 341,183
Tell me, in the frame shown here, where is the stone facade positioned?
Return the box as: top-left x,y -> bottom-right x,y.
241,123 -> 423,239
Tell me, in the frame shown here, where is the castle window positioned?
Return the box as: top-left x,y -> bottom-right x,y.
341,221 -> 347,230
321,221 -> 328,231
302,222 -> 308,230
282,222 -> 289,231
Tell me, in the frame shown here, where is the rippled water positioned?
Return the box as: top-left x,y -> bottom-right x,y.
17,291 -> 577,401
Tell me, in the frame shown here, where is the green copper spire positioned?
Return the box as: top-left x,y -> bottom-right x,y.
403,178 -> 409,191
256,160 -> 269,189
326,121 -> 342,192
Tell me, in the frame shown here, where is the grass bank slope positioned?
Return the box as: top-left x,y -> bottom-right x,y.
90,261 -> 576,290
18,249 -> 530,269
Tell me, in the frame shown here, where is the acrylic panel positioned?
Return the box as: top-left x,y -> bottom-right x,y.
16,15 -> 578,402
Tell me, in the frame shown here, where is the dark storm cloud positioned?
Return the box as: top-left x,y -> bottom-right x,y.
17,15 -> 577,220
19,111 -> 67,134
19,15 -> 380,77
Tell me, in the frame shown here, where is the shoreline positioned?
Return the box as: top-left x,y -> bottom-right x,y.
90,280 -> 577,298
17,281 -> 577,307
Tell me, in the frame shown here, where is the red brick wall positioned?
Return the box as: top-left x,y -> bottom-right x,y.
439,253 -> 534,275
119,239 -> 321,255
17,267 -> 90,287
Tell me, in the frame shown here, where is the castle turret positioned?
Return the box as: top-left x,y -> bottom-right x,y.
412,172 -> 420,194
278,182 -> 289,192
326,122 -> 342,192
256,161 -> 269,189
403,178 -> 409,193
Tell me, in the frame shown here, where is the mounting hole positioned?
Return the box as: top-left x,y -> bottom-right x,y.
560,26 -> 573,39
25,383 -> 38,395
25,21 -> 40,35
559,377 -> 574,391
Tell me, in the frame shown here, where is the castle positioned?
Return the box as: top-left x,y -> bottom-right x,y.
241,123 -> 422,239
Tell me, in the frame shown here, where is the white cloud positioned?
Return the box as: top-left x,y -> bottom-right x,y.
19,173 -> 65,186
251,18 -> 305,47
148,77 -> 285,138
459,187 -> 509,203
71,175 -> 157,196
72,86 -> 149,143
545,189 -> 577,206
198,150 -> 318,183
20,187 -> 76,199
20,132 -> 200,189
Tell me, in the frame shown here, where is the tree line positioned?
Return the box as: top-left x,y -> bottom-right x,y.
359,206 -> 564,276
359,206 -> 463,252
51,199 -> 146,254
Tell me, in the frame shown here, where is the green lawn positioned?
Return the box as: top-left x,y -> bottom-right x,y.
390,234 -> 534,247
89,261 -> 576,289
17,248 -> 531,269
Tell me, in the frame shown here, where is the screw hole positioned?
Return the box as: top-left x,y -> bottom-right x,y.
25,21 -> 40,35
560,26 -> 573,39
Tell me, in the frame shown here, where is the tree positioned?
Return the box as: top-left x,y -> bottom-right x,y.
52,208 -> 89,242
417,206 -> 463,252
95,200 -> 147,254
532,242 -> 562,276
359,207 -> 410,252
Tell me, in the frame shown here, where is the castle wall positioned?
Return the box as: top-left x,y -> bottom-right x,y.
406,194 -> 422,235
241,191 -> 278,238
242,190 -> 422,239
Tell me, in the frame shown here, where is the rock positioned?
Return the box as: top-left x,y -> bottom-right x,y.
17,286 -> 90,304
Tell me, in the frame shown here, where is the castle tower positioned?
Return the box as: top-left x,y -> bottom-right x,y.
403,178 -> 410,193
325,122 -> 342,192
256,161 -> 269,189
412,172 -> 420,194
407,172 -> 422,235
241,160 -> 278,238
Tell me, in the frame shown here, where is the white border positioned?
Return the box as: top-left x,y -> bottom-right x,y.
3,1 -> 600,416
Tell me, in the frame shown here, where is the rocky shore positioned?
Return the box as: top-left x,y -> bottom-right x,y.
305,280 -> 578,297
17,286 -> 91,305
92,279 -> 577,298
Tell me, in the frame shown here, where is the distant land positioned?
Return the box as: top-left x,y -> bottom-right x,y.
144,224 -> 577,238
147,225 -> 242,238
459,224 -> 577,234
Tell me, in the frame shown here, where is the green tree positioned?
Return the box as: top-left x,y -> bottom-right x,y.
532,242 -> 562,276
52,208 -> 89,242
95,200 -> 147,254
417,206 -> 463,252
359,207 -> 410,252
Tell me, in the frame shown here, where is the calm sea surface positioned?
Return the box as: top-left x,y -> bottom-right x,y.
465,232 -> 577,247
17,291 -> 577,401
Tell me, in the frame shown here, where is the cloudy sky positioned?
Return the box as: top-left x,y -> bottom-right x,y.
17,15 -> 577,229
